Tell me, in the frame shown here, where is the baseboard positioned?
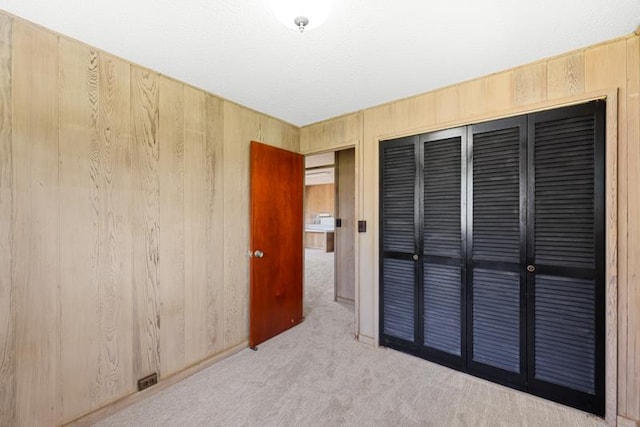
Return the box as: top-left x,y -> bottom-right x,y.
617,415 -> 640,427
336,296 -> 354,304
357,334 -> 376,347
64,341 -> 249,426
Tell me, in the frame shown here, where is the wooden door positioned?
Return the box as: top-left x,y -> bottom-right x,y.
250,141 -> 304,348
335,148 -> 355,302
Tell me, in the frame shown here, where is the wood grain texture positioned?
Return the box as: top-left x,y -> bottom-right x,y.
0,13 -> 13,427
222,102 -> 256,347
335,148 -> 355,302
605,92 -> 620,427
249,141 -> 303,347
624,36 -> 640,421
304,184 -> 334,224
259,115 -> 299,153
300,112 -> 362,154
131,66 -> 160,379
584,39 -> 629,420
515,62 -> 547,105
158,76 -> 185,377
459,79 -> 488,118
96,52 -> 134,405
183,85 -> 208,365
547,53 -> 585,100
12,20 -> 62,426
485,71 -> 514,112
205,94 -> 225,356
435,86 -> 460,124
58,37 -> 102,422
407,93 -> 436,131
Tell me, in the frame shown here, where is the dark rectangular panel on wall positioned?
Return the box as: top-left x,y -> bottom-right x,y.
468,117 -> 526,386
527,101 -> 605,415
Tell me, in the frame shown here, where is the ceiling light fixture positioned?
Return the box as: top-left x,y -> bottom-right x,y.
270,0 -> 332,33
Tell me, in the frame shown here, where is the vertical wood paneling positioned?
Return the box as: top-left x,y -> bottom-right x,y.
130,66 -> 160,378
259,115 -> 299,153
547,53 -> 585,100
305,184 -> 334,224
435,86 -> 460,123
584,39 -> 629,419
223,102 -> 257,347
96,52 -> 134,404
459,79 -> 488,118
184,86 -> 208,365
300,112 -> 361,154
206,94 -> 225,355
0,14 -> 13,427
335,148 -> 356,302
12,21 -> 61,426
58,37 -> 102,422
158,76 -> 185,377
625,36 -> 640,420
485,71 -> 514,112
407,93 -> 436,131
515,62 -> 547,105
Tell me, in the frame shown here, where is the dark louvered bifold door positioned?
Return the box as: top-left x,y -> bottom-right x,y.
468,117 -> 527,386
421,129 -> 464,368
380,137 -> 418,348
527,102 -> 605,415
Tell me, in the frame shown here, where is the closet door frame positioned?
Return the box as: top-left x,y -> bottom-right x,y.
378,98 -> 609,418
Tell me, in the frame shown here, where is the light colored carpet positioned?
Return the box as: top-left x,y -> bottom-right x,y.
96,249 -> 604,427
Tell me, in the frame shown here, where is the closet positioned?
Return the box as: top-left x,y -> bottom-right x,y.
379,101 -> 605,415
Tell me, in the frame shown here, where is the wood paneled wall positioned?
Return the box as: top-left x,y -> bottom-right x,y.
304,184 -> 334,224
302,34 -> 640,425
0,13 -> 298,426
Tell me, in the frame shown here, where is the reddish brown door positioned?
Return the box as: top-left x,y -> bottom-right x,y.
250,141 -> 304,348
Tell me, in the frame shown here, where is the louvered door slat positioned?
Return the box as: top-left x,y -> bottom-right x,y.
382,258 -> 415,342
472,269 -> 520,372
380,138 -> 417,347
382,143 -> 415,253
534,114 -> 595,269
424,136 -> 461,257
472,126 -> 521,263
469,120 -> 524,379
422,132 -> 463,362
528,101 -> 605,415
535,275 -> 596,393
424,263 -> 460,355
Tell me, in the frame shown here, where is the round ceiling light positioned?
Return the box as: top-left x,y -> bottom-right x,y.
270,0 -> 332,33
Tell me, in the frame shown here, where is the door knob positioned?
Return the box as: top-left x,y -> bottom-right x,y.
412,254 -> 419,261
254,250 -> 264,258
527,265 -> 536,273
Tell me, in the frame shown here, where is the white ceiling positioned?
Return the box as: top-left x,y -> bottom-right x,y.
1,1 -> 638,126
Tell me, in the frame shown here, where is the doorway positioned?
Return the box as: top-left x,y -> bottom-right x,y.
304,149 -> 356,317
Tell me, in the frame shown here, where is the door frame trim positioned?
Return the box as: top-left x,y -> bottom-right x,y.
303,142 -> 361,339
371,89 -> 618,424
